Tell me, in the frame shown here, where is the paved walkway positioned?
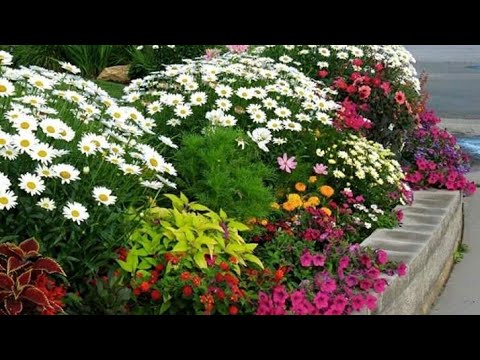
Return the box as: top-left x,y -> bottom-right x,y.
430,171 -> 480,314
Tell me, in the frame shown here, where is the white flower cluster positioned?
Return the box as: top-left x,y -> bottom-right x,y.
0,51 -> 176,224
317,133 -> 405,187
124,53 -> 340,152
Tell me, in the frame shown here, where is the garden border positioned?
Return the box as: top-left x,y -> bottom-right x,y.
359,189 -> 463,315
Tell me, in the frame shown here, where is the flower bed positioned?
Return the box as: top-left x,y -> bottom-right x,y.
0,46 -> 474,315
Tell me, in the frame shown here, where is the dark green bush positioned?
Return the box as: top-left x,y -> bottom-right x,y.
128,45 -> 215,79
175,128 -> 276,221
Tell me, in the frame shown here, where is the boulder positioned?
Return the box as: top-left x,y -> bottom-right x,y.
97,65 -> 130,84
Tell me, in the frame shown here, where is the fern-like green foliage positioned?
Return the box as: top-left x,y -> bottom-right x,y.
175,128 -> 276,221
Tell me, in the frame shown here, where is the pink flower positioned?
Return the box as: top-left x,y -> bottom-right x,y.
204,48 -> 220,60
226,45 -> 249,54
396,210 -> 404,223
359,279 -> 373,290
376,250 -> 388,265
332,294 -> 348,313
320,278 -> 337,294
352,58 -> 363,67
313,292 -> 329,309
360,254 -> 372,268
351,294 -> 366,311
365,294 -> 378,310
290,290 -> 306,307
339,256 -> 350,269
380,81 -> 391,95
397,262 -> 407,277
366,267 -> 380,279
278,153 -> 297,173
318,70 -> 328,78
313,163 -> 328,175
358,85 -> 371,100
345,275 -> 358,288
272,286 -> 289,306
312,254 -> 326,267
395,91 -> 406,105
373,278 -> 387,293
300,251 -> 314,267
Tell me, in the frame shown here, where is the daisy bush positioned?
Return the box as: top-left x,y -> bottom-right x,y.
123,53 -> 344,216
0,51 -> 177,284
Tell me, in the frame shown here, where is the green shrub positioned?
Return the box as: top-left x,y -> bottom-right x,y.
128,45 -> 215,79
175,128 -> 276,221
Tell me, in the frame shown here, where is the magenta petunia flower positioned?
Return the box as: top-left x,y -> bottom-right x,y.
312,254 -> 326,267
278,153 -> 297,173
397,262 -> 407,277
313,292 -> 329,310
313,163 -> 328,175
320,278 -> 337,294
300,251 -> 314,267
376,250 -> 388,265
373,278 -> 387,293
351,294 -> 366,311
365,294 -> 378,311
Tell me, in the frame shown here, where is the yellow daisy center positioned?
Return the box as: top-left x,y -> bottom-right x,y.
20,140 -> 30,147
60,171 -> 71,179
0,197 -> 8,205
149,159 -> 158,167
46,126 -> 56,133
20,122 -> 30,129
99,194 -> 109,202
27,182 -> 36,190
34,80 -> 44,87
71,210 -> 80,217
0,85 -> 7,92
38,150 -> 47,157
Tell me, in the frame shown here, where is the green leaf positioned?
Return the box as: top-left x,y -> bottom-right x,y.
228,221 -> 250,232
172,241 -> 189,252
117,260 -> 132,273
244,254 -> 264,269
164,194 -> 186,211
189,203 -> 211,212
159,300 -> 171,314
194,252 -> 208,269
180,192 -> 189,205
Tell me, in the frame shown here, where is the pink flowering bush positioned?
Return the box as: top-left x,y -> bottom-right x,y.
403,109 -> 476,195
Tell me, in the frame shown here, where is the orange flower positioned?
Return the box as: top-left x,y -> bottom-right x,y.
320,207 -> 332,216
295,182 -> 306,192
283,201 -> 297,212
309,176 -> 318,184
319,185 -> 335,198
260,219 -> 268,226
304,196 -> 320,208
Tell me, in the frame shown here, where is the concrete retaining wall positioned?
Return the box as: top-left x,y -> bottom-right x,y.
360,189 -> 463,315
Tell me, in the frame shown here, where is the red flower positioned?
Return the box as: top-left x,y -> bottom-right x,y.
219,262 -> 229,271
183,286 -> 193,297
133,288 -> 142,296
229,305 -> 239,315
317,70 -> 328,78
229,256 -> 238,264
352,58 -> 363,67
375,63 -> 385,72
274,269 -> 285,282
180,271 -> 191,281
358,85 -> 371,100
151,290 -> 162,301
139,281 -> 150,293
215,273 -> 224,282
155,264 -> 164,272
192,276 -> 201,287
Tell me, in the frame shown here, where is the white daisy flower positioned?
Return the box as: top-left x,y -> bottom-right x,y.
0,189 -> 17,210
0,78 -> 15,97
63,202 -> 89,224
37,197 -> 56,211
52,164 -> 81,184
93,186 -> 117,206
18,173 -> 45,196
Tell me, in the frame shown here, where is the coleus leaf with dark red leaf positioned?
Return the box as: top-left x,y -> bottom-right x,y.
4,298 -> 23,315
0,244 -> 22,259
0,273 -> 14,290
16,269 -> 32,290
21,286 -> 50,307
19,238 -> 40,258
0,291 -> 11,301
32,258 -> 66,276
7,256 -> 27,274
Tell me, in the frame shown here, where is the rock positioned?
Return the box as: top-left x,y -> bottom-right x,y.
97,65 -> 130,84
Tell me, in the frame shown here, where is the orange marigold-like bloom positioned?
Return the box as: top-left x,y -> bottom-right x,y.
321,207 -> 332,216
320,185 -> 335,198
295,182 -> 306,192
